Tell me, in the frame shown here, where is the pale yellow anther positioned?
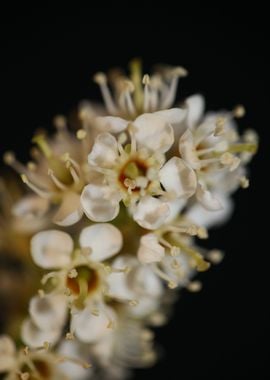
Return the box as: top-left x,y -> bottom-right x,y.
53,115 -> 67,129
27,162 -> 37,171
3,151 -> 16,165
141,329 -> 154,341
43,341 -> 50,350
171,259 -> 180,270
76,129 -> 87,140
21,174 -> 29,184
68,269 -> 78,279
220,152 -> 233,165
93,72 -> 107,84
142,74 -> 150,85
170,246 -> 180,256
123,79 -> 135,93
23,346 -> 29,355
197,227 -> 208,239
240,176 -> 250,189
149,312 -> 166,326
129,299 -> 139,307
187,280 -> 202,292
91,308 -> 100,317
233,105 -> 246,118
186,225 -> 198,236
65,332 -> 75,340
207,249 -> 224,264
107,320 -> 115,329
168,281 -> 177,289
20,372 -> 30,380
215,117 -> 226,136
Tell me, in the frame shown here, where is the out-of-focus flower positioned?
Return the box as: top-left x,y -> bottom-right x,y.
0,335 -> 92,380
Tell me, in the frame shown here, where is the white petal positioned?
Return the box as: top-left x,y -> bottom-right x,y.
134,265 -> 163,297
81,184 -> 120,222
53,192 -> 83,226
133,113 -> 174,153
159,157 -> 197,198
71,305 -> 116,343
29,294 -> 67,331
138,233 -> 165,264
196,183 -> 223,211
179,129 -> 200,169
31,230 -> 73,269
0,335 -> 16,372
12,195 -> 49,233
57,340 -> 93,380
88,133 -> 118,168
106,256 -> 137,300
185,94 -> 205,129
164,198 -> 187,222
79,223 -> 123,261
133,196 -> 170,230
12,195 -> 49,219
95,116 -> 129,133
187,194 -> 234,229
154,108 -> 187,124
127,296 -> 160,318
21,319 -> 61,348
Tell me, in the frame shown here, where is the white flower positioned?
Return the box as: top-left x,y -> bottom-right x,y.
21,318 -> 62,348
137,218 -> 211,289
178,100 -> 258,210
107,256 -> 163,318
82,118 -> 195,229
0,335 -> 91,379
30,225 -> 139,344
3,116 -> 93,227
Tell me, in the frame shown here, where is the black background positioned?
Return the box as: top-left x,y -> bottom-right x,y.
1,21 -> 269,379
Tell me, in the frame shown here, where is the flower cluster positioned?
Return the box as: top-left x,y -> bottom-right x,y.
0,60 -> 258,379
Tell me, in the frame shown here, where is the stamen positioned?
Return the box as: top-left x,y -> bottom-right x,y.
3,151 -> 29,175
174,240 -> 210,272
161,66 -> 187,109
94,72 -> 118,114
152,263 -> 177,289
220,152 -> 240,171
48,169 -> 68,191
142,74 -> 151,112
21,174 -> 52,199
56,355 -> 92,369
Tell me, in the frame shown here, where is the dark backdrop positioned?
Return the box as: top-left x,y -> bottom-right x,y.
1,22 -> 269,379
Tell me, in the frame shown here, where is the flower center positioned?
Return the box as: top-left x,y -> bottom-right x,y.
66,265 -> 99,299
119,158 -> 148,192
19,359 -> 51,380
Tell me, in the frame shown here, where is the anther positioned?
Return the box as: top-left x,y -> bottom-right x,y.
187,280 -> 202,292
233,105 -> 246,118
240,176 -> 250,189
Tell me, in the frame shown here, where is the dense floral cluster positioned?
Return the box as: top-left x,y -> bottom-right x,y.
0,60 -> 258,379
